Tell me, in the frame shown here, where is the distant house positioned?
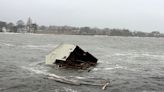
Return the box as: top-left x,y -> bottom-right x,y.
17,27 -> 27,33
2,27 -> 7,32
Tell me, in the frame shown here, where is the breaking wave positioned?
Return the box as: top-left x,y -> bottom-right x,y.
63,87 -> 78,92
0,42 -> 15,47
0,32 -> 21,35
21,44 -> 57,50
93,64 -> 128,71
21,66 -> 49,75
113,52 -> 164,58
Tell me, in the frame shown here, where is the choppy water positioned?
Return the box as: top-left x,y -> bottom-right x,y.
0,33 -> 164,92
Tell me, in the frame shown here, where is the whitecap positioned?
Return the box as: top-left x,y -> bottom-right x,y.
114,53 -> 127,56
0,32 -> 21,35
141,53 -> 164,58
0,42 -> 15,46
113,52 -> 164,59
63,87 -> 78,92
93,64 -> 128,71
21,44 -> 57,50
23,44 -> 55,48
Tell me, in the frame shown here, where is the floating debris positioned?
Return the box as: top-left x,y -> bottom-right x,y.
22,66 -> 110,90
47,74 -> 110,90
45,44 -> 109,90
45,44 -> 97,69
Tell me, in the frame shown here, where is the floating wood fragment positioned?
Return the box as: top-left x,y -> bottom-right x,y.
47,74 -> 110,90
102,82 -> 109,90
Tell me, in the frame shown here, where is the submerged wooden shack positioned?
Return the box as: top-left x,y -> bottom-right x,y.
45,44 -> 97,69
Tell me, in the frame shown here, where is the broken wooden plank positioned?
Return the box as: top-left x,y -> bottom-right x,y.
102,82 -> 109,90
47,74 -> 110,89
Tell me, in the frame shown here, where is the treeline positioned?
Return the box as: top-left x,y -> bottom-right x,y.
38,26 -> 164,37
0,19 -> 164,37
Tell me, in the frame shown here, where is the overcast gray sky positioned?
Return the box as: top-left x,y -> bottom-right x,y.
0,0 -> 164,32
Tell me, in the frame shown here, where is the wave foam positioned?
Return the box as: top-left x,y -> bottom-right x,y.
21,66 -> 47,75
21,44 -> 57,50
113,52 -> 164,58
0,42 -> 15,46
63,87 -> 78,92
93,64 -> 128,71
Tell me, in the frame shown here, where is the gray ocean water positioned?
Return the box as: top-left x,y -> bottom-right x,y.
0,33 -> 164,92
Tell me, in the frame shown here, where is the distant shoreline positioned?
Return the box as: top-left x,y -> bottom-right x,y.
1,20 -> 164,38
1,32 -> 164,38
